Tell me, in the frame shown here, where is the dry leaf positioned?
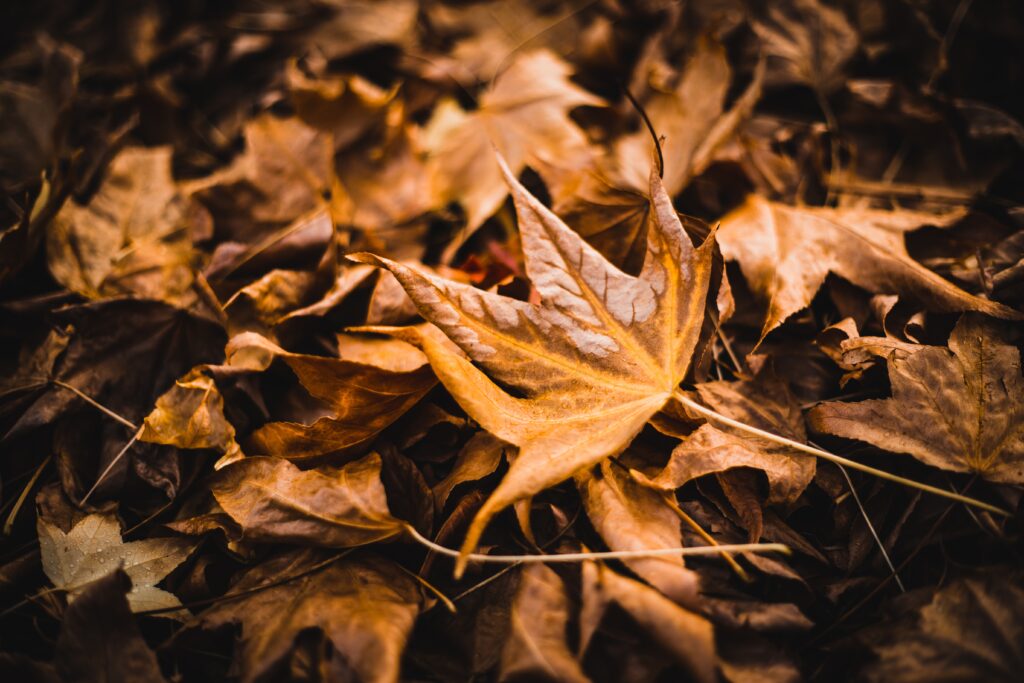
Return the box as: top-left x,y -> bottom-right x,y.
191,550 -> 423,683
718,196 -> 1021,341
809,314 -> 1024,483
422,50 -> 602,241
552,39 -> 762,271
47,146 -> 202,303
352,154 -> 716,564
863,571 -> 1024,683
753,0 -> 858,93
54,569 -> 168,683
228,331 -> 435,462
38,513 -> 194,615
499,564 -> 589,683
648,371 -> 815,505
140,366 -> 243,468
185,115 -> 344,240
209,453 -> 406,547
578,460 -> 699,606
582,561 -> 716,683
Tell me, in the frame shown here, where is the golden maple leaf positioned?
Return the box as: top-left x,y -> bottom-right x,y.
351,155 -> 716,574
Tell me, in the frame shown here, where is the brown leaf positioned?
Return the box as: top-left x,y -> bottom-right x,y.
191,550 -> 423,683
210,453 -> 406,547
647,372 -> 815,504
863,571 -> 1024,683
499,564 -> 589,683
552,39 -> 762,271
5,299 -> 226,441
334,103 -> 439,232
582,561 -> 716,683
422,50 -> 602,241
54,569 -> 168,683
140,366 -> 243,468
578,460 -> 699,606
809,314 -> 1024,483
38,513 -> 194,615
352,154 -> 716,564
718,196 -> 1019,341
185,115 -> 344,241
228,332 -> 435,462
433,431 -> 506,511
47,146 -> 204,303
753,0 -> 858,93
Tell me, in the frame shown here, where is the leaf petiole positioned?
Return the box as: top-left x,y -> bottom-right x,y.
672,390 -> 1010,517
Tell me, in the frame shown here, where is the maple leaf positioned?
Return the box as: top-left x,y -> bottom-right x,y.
752,0 -> 858,93
548,37 -> 762,271
351,154 -> 717,572
809,314 -> 1024,484
184,115 -> 345,241
38,513 -> 194,616
718,196 -> 1022,341
422,50 -> 603,247
190,550 -> 423,683
47,146 -> 204,304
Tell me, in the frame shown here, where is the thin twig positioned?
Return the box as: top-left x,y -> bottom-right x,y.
80,427 -> 142,506
404,524 -> 789,565
51,380 -> 138,430
830,458 -> 906,592
659,492 -> 752,582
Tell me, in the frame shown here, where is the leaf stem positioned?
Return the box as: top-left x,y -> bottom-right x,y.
672,390 -> 1010,517
404,524 -> 789,565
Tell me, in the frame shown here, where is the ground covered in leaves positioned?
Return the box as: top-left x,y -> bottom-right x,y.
2,1 -> 1024,681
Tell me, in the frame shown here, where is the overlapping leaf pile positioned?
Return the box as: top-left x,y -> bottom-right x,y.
1,1 -> 1023,681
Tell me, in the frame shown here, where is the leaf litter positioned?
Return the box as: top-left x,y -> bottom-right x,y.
1,1 -> 1023,681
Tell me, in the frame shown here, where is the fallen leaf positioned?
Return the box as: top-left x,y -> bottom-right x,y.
4,299 -> 226,442
422,50 -> 602,243
752,0 -> 858,93
306,0 -> 420,61
718,195 -> 1020,341
551,39 -> 762,271
648,371 -> 815,505
185,115 -> 344,241
54,569 -> 168,683
139,366 -> 243,468
352,154 -> 716,564
499,564 -> 589,683
190,550 -> 423,683
227,331 -> 435,462
809,314 -> 1024,483
47,146 -> 203,303
578,460 -> 699,606
209,453 -> 406,547
433,431 -> 506,511
38,513 -> 194,615
582,561 -> 716,683
862,571 -> 1024,683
